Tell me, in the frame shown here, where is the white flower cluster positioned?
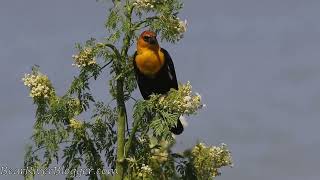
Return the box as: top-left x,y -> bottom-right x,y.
69,118 -> 83,130
72,47 -> 96,68
137,137 -> 146,143
67,99 -> 82,116
22,73 -> 53,98
193,143 -> 231,160
138,164 -> 152,177
133,0 -> 155,9
158,15 -> 187,40
176,17 -> 187,34
151,148 -> 168,163
192,142 -> 233,177
156,81 -> 203,115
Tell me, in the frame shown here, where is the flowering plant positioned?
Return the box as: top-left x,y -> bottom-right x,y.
22,68 -> 54,99
22,0 -> 232,180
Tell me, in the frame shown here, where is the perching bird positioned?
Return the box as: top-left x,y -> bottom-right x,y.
133,30 -> 184,135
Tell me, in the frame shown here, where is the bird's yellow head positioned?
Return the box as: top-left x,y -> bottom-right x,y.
137,31 -> 159,53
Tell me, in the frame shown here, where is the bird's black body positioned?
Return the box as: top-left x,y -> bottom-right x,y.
133,48 -> 184,135
133,48 -> 178,99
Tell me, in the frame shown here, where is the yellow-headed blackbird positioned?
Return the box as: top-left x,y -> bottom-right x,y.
133,31 -> 183,135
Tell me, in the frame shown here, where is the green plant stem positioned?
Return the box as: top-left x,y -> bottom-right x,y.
115,5 -> 136,178
124,117 -> 141,156
133,16 -> 160,30
104,44 -> 122,60
115,78 -> 126,180
121,4 -> 134,57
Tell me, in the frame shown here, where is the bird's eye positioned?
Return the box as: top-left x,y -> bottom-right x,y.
143,36 -> 150,41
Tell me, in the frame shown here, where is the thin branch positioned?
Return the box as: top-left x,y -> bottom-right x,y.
133,16 -> 160,30
84,60 -> 113,82
104,44 -> 122,61
129,96 -> 137,102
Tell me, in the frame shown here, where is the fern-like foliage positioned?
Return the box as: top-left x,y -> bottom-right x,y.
22,0 -> 232,180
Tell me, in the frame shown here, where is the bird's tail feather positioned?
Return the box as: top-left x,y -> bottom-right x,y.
170,118 -> 184,135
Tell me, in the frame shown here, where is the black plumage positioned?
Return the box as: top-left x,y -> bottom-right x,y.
133,48 -> 184,135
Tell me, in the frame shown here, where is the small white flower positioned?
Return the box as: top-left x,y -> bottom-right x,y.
199,142 -> 206,148
195,92 -> 202,100
172,134 -> 176,139
141,164 -> 152,174
177,19 -> 188,33
183,96 -> 191,102
22,73 -> 53,99
184,102 -> 192,108
138,137 -> 146,143
134,0 -> 155,9
159,96 -> 165,104
72,47 -> 96,68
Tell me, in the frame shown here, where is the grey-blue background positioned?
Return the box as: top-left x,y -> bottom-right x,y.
1,0 -> 320,179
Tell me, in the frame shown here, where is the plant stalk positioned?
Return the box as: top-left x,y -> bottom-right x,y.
115,2 -> 134,179
115,78 -> 126,180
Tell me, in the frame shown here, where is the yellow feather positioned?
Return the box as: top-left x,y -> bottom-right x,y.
135,48 -> 165,76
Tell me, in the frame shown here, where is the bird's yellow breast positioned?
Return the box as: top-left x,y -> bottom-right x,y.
135,49 -> 165,76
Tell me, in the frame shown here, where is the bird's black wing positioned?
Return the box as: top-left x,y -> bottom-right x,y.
133,49 -> 183,134
161,48 -> 183,134
161,48 -> 178,90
